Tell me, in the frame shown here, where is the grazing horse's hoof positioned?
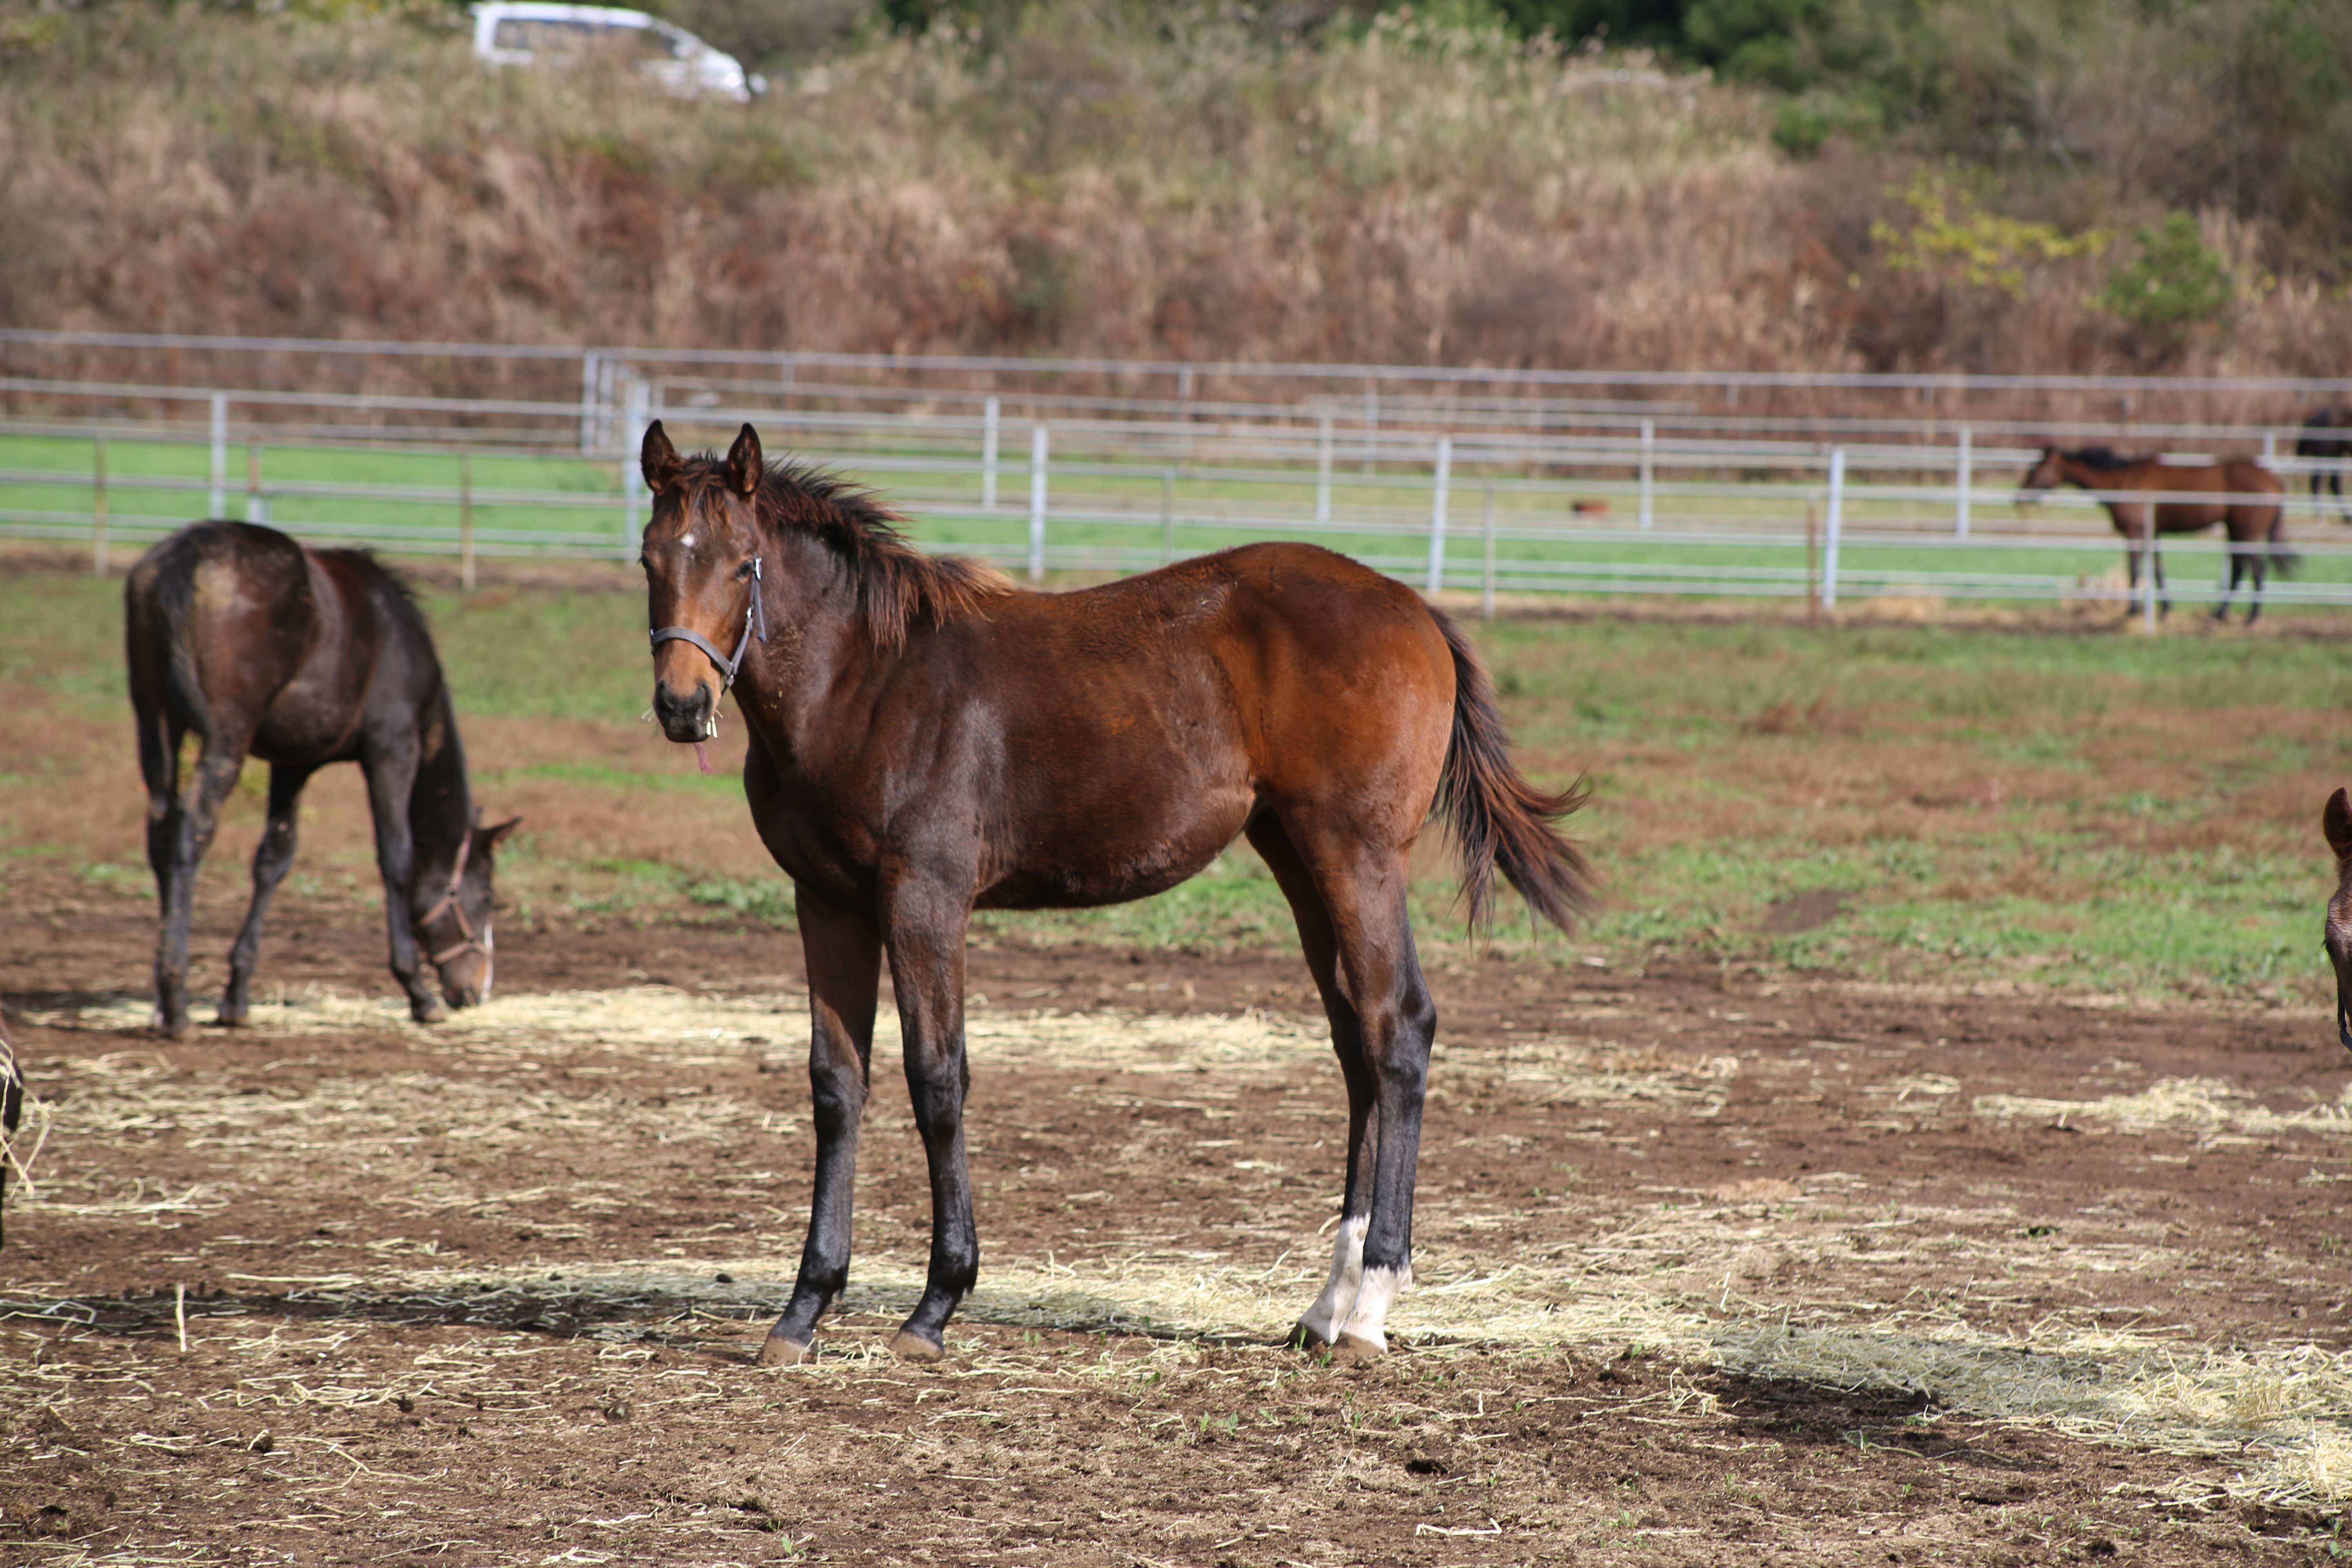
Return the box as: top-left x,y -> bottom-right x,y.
888,1330 -> 946,1364
1287,1321 -> 1334,1352
410,998 -> 448,1025
1331,1332 -> 1386,1363
755,1333 -> 813,1367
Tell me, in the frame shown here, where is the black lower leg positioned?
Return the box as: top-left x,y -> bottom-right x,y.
222,766 -> 309,1025
898,1054 -> 977,1348
773,1050 -> 868,1345
154,751 -> 240,1038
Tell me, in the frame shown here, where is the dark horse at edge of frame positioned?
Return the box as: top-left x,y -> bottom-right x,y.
125,521 -> 518,1041
2300,408 -> 2350,517
637,421 -> 1593,1365
0,1000 -> 21,1247
2321,789 -> 2352,1053
2019,445 -> 2291,624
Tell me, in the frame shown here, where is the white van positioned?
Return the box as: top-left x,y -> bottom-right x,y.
470,2 -> 762,102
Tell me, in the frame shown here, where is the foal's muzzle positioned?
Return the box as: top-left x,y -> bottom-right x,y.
653,677 -> 713,744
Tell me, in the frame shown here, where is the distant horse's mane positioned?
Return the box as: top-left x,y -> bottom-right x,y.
2061,445 -> 2144,471
675,455 -> 1013,650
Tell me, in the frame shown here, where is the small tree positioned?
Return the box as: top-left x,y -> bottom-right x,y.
2096,212 -> 2234,357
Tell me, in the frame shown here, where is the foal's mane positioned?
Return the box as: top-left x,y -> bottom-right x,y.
677,456 -> 1013,650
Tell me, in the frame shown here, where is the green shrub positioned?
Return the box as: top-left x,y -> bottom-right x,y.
2095,212 -> 2234,352
687,876 -> 797,924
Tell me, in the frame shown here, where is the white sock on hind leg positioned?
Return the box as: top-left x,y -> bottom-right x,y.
1296,1214 -> 1367,1343
1336,1261 -> 1410,1354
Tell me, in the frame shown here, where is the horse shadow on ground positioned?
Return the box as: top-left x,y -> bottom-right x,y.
3,1287 -> 2066,1473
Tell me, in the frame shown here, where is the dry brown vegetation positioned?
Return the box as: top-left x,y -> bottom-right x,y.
1,2 -> 2347,376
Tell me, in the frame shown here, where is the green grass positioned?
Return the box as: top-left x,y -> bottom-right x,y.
6,541 -> 2348,1002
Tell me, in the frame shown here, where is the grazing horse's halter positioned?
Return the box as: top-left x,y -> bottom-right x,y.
648,558 -> 768,738
415,820 -> 491,969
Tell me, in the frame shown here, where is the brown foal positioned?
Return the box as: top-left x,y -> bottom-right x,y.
637,422 -> 1592,1364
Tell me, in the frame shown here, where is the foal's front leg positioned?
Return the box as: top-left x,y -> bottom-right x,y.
759,886 -> 882,1367
361,741 -> 443,1023
882,889 -> 979,1362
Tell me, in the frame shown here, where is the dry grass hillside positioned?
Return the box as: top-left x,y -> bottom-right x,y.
0,1 -> 2346,375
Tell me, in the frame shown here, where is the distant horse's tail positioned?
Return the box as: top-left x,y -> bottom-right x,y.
1430,609 -> 1595,932
2269,515 -> 2301,580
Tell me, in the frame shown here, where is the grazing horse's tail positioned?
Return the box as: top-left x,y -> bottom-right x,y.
1430,609 -> 1595,932
125,531 -> 223,798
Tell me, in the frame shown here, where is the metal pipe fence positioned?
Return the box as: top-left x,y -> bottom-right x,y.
3,356 -> 2350,616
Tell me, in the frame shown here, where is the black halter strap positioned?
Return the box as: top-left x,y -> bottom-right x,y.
415,815 -> 490,967
649,558 -> 768,693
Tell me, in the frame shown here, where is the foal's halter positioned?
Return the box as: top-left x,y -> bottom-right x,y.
648,558 -> 768,727
415,822 -> 491,969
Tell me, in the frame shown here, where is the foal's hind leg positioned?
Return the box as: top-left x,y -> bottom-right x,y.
1248,819 -> 1374,1350
220,764 -> 315,1027
1255,818 -> 1435,1360
2215,542 -> 2245,623
759,885 -> 882,1367
147,732 -> 246,1041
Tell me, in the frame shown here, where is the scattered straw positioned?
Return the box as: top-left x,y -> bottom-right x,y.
1974,1077 -> 2352,1141
17,987 -> 2352,1510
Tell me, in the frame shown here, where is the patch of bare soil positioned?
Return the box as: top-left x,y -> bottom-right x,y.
2,882 -> 2350,1564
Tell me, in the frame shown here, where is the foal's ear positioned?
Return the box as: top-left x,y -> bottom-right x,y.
725,423 -> 764,497
479,815 -> 524,849
642,421 -> 684,492
2325,788 -> 2352,862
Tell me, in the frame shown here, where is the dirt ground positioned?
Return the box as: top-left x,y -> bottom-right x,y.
3,870 -> 2350,1566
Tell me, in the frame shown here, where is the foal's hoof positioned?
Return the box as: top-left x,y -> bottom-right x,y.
755,1333 -> 813,1368
410,999 -> 448,1025
1287,1320 -> 1334,1352
1330,1332 -> 1386,1364
888,1330 -> 946,1364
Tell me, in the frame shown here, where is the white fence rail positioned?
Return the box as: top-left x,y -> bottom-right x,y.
2,341 -> 2350,613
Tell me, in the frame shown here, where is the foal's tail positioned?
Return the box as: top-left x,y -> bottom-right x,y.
124,533 -> 219,797
1431,610 -> 1595,933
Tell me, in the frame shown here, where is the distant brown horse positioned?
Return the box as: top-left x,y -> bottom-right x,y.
126,522 -> 517,1041
638,422 -> 1591,1365
2299,408 -> 2350,515
2020,447 -> 2291,623
2323,789 -> 2352,1053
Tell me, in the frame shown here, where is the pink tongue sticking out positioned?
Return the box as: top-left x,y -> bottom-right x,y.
694,742 -> 714,775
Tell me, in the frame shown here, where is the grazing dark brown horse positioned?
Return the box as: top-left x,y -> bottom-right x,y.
2020,446 -> 2291,623
638,422 -> 1591,1365
2323,789 -> 2352,1052
2299,408 -> 2350,515
126,522 -> 517,1041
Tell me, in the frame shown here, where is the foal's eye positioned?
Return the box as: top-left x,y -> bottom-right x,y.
734,560 -> 755,581
637,554 -> 650,571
